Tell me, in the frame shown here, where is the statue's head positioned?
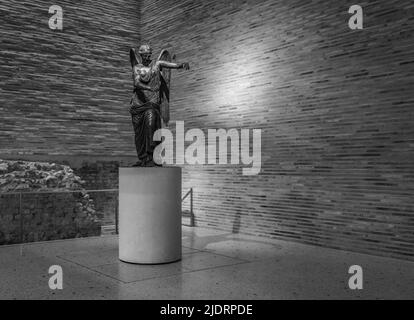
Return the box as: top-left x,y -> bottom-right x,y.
138,44 -> 152,66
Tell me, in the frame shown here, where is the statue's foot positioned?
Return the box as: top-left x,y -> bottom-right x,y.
131,160 -> 144,167
143,159 -> 162,167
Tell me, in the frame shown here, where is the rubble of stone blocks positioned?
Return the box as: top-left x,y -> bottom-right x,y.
0,159 -> 87,192
0,159 -> 101,245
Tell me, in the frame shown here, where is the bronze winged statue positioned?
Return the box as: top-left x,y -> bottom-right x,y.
129,44 -> 190,167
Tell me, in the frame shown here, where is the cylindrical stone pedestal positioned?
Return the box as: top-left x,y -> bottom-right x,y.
118,167 -> 182,264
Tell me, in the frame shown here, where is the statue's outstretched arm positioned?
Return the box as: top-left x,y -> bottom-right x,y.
158,60 -> 190,70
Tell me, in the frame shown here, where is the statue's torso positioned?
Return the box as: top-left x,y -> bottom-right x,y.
131,61 -> 161,110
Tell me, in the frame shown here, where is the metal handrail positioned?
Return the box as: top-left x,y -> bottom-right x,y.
1,188 -> 189,197
181,188 -> 194,227
0,187 -> 194,242
0,189 -> 118,195
182,188 -> 192,202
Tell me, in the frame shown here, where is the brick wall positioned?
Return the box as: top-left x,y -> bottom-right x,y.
140,0 -> 414,260
73,159 -> 120,226
0,154 -> 128,228
0,0 -> 141,231
0,0 -> 413,260
0,194 -> 20,244
0,0 -> 140,156
0,191 -> 101,245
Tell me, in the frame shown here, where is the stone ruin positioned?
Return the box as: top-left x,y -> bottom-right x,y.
0,159 -> 101,244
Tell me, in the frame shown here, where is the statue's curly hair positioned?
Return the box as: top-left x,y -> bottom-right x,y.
138,42 -> 152,55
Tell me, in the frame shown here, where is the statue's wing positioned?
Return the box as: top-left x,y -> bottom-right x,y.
157,49 -> 171,125
129,48 -> 141,68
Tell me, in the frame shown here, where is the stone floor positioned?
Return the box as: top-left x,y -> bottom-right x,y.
0,226 -> 413,299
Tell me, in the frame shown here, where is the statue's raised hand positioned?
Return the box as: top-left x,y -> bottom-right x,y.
181,62 -> 190,70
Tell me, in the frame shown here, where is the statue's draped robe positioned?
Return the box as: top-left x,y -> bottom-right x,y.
130,61 -> 162,164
